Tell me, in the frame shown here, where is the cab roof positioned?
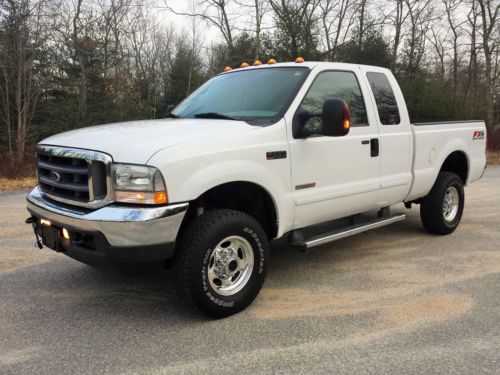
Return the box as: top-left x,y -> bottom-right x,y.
220,61 -> 389,75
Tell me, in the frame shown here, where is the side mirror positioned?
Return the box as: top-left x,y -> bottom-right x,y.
292,99 -> 351,138
322,99 -> 351,137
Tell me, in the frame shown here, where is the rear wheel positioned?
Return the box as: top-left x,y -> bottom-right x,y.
420,171 -> 464,235
173,209 -> 269,318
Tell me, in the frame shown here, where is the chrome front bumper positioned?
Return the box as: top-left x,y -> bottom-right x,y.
26,186 -> 189,247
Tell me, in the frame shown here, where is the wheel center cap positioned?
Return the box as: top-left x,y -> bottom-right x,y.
214,249 -> 239,279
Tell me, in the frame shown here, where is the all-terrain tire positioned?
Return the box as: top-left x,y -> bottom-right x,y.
420,171 -> 464,235
173,209 -> 269,318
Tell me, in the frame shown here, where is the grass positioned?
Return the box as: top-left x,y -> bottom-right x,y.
487,150 -> 500,165
0,177 -> 37,192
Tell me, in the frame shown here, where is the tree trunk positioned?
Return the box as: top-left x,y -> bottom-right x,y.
1,61 -> 13,160
477,0 -> 499,129
73,0 -> 87,117
358,0 -> 367,48
255,0 -> 261,59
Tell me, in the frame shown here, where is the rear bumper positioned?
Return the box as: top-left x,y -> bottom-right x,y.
26,187 -> 189,265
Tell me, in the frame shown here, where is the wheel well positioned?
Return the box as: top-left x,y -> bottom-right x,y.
179,182 -> 278,240
440,151 -> 468,184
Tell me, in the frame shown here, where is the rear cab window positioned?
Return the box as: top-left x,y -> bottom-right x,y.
366,72 -> 401,125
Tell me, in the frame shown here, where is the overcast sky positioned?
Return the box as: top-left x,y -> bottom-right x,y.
153,0 -> 470,56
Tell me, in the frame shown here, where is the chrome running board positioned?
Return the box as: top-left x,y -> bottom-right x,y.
293,214 -> 406,250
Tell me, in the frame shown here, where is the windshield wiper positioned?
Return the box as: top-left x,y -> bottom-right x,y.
193,112 -> 238,121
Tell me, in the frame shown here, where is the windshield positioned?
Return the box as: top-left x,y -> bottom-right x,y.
172,67 -> 309,125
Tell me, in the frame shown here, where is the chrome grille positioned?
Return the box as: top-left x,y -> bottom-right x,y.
38,154 -> 91,201
36,146 -> 113,208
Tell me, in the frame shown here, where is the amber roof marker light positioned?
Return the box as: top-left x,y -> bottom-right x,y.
295,57 -> 305,63
240,62 -> 250,68
267,58 -> 277,64
223,66 -> 232,72
253,60 -> 262,66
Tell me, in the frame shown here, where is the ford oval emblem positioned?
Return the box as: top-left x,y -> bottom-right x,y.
49,171 -> 61,182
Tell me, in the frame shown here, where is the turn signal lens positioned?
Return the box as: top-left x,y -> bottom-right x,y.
343,103 -> 351,130
267,58 -> 277,64
223,66 -> 232,72
62,228 -> 70,239
295,57 -> 305,63
253,60 -> 262,66
240,62 -> 250,68
40,219 -> 51,226
154,192 -> 168,204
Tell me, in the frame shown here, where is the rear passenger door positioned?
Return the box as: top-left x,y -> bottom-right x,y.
362,68 -> 413,205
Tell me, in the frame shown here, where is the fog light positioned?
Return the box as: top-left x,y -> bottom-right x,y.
62,228 -> 70,239
40,219 -> 51,226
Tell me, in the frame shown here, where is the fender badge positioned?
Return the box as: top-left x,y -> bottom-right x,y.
266,151 -> 287,160
473,130 -> 484,140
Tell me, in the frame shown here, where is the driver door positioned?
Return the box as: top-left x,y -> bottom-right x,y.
288,68 -> 382,229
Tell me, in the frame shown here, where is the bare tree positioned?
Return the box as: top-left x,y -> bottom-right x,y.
164,0 -> 235,49
401,0 -> 434,79
98,0 -> 133,80
465,0 -> 479,98
233,0 -> 270,59
0,0 -> 49,164
128,8 -> 175,117
477,0 -> 500,128
253,0 -> 268,58
429,26 -> 446,79
443,0 -> 463,96
270,0 -> 320,59
356,0 -> 368,47
388,0 -> 407,68
319,0 -> 356,60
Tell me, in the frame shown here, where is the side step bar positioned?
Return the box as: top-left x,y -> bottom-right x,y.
293,214 -> 406,250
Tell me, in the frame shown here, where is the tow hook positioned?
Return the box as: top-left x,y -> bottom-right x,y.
25,216 -> 43,249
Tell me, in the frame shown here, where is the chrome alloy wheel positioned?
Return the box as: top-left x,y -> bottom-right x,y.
443,186 -> 460,222
207,235 -> 254,296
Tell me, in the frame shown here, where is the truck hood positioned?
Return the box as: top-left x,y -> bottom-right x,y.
40,118 -> 256,164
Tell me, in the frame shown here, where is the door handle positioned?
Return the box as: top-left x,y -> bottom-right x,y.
370,138 -> 379,157
361,140 -> 370,145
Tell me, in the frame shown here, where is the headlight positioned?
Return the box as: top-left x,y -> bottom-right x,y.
112,164 -> 168,205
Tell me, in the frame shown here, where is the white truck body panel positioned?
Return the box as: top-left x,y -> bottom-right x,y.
147,119 -> 295,237
41,119 -> 256,164
406,121 -> 487,201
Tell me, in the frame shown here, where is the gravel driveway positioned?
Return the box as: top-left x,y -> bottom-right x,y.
1,167 -> 499,374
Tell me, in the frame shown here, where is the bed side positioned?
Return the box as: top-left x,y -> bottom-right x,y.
405,121 -> 487,202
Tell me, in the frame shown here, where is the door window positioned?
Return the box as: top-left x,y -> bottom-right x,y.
299,71 -> 368,134
366,72 -> 401,125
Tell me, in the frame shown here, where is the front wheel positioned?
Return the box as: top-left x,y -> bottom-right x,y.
420,171 -> 464,235
173,209 -> 269,318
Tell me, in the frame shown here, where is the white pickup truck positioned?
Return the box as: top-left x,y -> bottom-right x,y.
26,61 -> 487,317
